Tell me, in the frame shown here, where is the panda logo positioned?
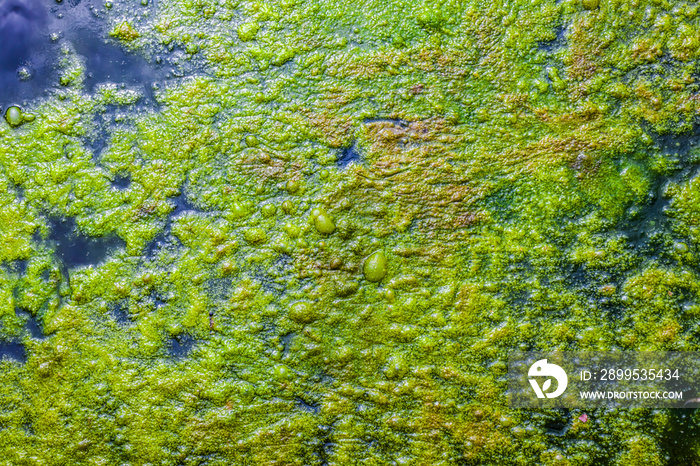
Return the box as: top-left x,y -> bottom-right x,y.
528,359 -> 568,399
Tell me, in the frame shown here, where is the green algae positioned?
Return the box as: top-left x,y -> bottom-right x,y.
2,0 -> 700,464
4,107 -> 23,127
363,250 -> 388,283
312,208 -> 336,235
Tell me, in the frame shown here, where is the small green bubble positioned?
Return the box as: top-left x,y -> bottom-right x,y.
244,227 -> 267,244
245,135 -> 259,147
261,203 -> 277,217
315,214 -> 335,235
289,301 -> 316,323
363,251 -> 387,283
273,364 -> 291,379
5,106 -> 23,127
286,179 -> 300,194
284,222 -> 301,237
281,200 -> 296,214
231,202 -> 248,218
313,209 -> 335,234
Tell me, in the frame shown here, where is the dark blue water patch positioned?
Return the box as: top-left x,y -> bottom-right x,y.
144,190 -> 195,258
48,216 -> 125,267
168,333 -> 195,358
279,331 -> 295,357
537,23 -> 566,52
0,340 -> 26,362
337,143 -> 361,168
0,0 -> 51,104
145,230 -> 181,258
112,173 -> 130,189
16,309 -> 44,339
170,191 -> 195,212
111,300 -> 130,324
77,34 -> 162,92
1,0 -> 174,106
7,259 -> 27,275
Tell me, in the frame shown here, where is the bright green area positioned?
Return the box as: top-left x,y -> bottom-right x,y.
2,0 -> 700,464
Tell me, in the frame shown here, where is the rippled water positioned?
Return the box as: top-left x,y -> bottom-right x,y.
0,0 -> 164,106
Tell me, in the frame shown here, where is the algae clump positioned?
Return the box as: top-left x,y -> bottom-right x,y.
313,208 -> 336,235
363,251 -> 387,283
4,107 -> 23,127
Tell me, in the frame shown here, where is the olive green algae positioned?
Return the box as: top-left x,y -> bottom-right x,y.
2,0 -> 700,464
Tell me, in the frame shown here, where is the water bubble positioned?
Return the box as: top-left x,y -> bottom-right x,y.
5,106 -> 23,127
363,251 -> 387,283
313,209 -> 336,235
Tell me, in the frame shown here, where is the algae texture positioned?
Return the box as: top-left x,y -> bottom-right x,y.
3,0 -> 700,464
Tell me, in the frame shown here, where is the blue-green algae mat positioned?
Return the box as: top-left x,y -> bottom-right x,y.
2,0 -> 700,464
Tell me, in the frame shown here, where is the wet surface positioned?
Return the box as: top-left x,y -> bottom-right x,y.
280,332 -> 295,357
0,0 -> 170,106
0,310 -> 44,362
0,0 -> 50,103
48,216 -> 125,267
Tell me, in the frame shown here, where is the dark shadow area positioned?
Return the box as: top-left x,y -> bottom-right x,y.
295,396 -> 320,414
542,408 -> 571,436
48,216 -> 125,267
614,124 -> 700,256
660,409 -> 700,465
363,117 -> 410,126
